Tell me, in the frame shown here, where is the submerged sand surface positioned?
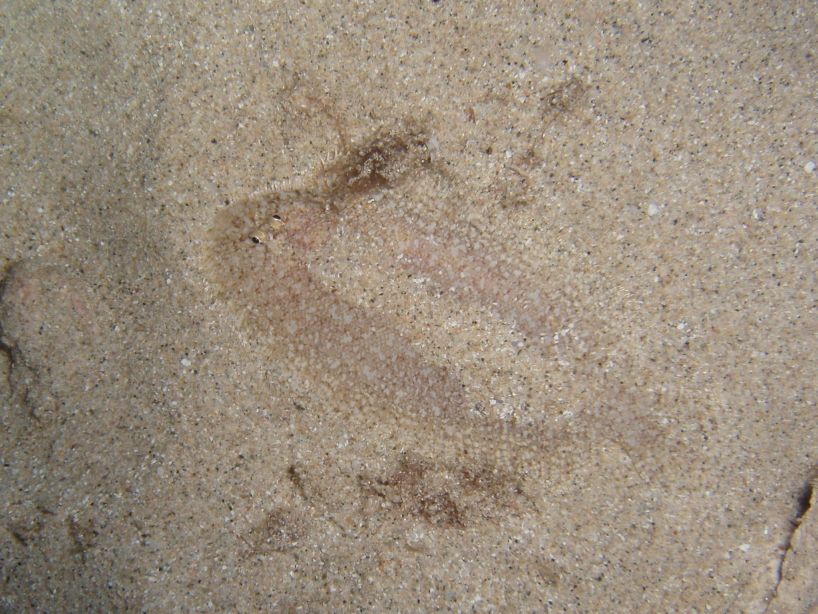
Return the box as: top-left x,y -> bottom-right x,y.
1,2 -> 816,611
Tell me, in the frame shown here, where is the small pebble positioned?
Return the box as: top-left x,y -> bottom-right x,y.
647,203 -> 660,217
804,160 -> 816,173
181,357 -> 192,368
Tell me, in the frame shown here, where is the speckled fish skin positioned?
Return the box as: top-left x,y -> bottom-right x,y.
203,121 -> 575,458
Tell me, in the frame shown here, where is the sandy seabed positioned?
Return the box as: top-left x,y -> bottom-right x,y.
1,2 -> 817,612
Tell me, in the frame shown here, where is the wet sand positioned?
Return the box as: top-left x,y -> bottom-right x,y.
1,2 -> 816,611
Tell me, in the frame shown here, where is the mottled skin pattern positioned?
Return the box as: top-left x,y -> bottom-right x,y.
204,121 -> 590,462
